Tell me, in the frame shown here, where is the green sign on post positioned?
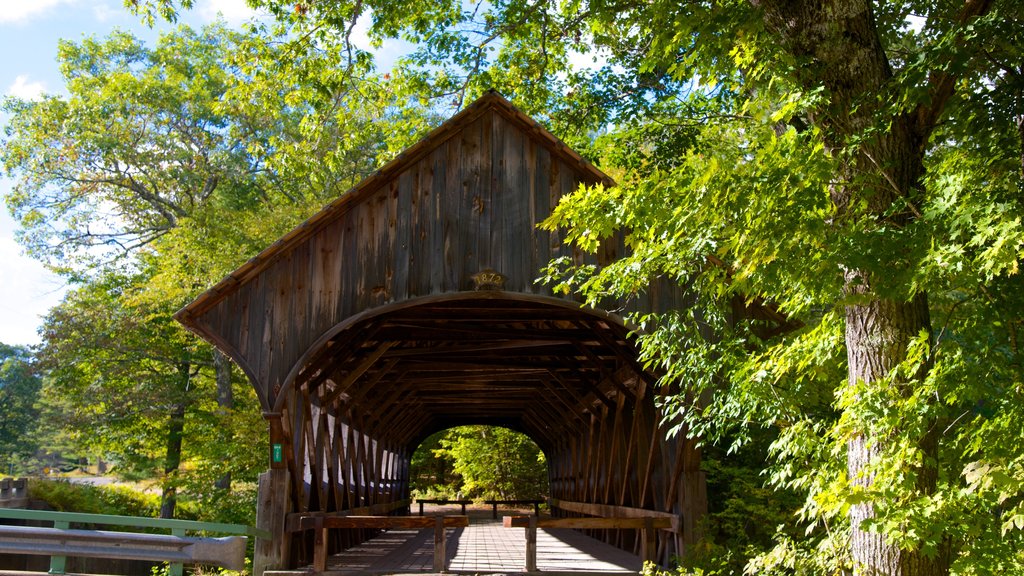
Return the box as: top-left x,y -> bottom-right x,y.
272,443 -> 283,464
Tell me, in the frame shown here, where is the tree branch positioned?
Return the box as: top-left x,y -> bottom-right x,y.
912,0 -> 996,142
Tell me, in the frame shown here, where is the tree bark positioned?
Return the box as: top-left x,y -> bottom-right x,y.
160,362 -> 190,519
161,400 -> 187,519
213,348 -> 234,492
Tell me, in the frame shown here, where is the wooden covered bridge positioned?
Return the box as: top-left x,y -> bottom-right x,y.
176,92 -> 709,574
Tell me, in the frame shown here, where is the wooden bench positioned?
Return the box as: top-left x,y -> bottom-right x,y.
301,515 -> 469,572
503,515 -> 672,571
483,499 -> 545,519
415,498 -> 473,516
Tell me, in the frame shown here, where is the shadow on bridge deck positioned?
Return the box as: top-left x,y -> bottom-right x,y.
267,506 -> 643,576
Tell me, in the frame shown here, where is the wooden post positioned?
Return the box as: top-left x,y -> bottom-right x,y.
253,468 -> 291,576
641,517 -> 656,564
492,502 -> 499,520
313,517 -> 328,572
525,515 -> 537,572
419,501 -> 425,516
433,515 -> 447,572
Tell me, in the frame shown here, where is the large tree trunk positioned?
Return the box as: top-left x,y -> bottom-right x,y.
748,1 -> 988,573
843,290 -> 946,576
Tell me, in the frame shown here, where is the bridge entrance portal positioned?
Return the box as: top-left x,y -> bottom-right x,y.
177,92 -> 706,574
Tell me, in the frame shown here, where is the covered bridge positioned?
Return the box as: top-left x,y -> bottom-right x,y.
176,91 -> 708,573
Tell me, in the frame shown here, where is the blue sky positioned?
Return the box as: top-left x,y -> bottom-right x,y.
0,0 -> 261,346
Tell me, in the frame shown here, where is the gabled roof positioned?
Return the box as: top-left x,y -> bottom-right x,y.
176,90 -> 613,325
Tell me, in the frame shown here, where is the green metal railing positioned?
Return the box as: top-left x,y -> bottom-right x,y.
0,507 -> 270,576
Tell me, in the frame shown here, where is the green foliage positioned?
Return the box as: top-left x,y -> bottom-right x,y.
687,439 -> 806,575
409,430 -> 456,498
411,426 -> 547,501
438,426 -> 547,500
29,479 -> 161,517
0,344 -> 41,474
1,21 -> 410,518
36,262 -> 267,516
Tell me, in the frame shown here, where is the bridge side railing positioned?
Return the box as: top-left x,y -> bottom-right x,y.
296,514 -> 469,572
501,497 -> 681,571
504,515 -> 672,570
414,498 -> 473,515
483,498 -> 544,519
0,507 -> 270,576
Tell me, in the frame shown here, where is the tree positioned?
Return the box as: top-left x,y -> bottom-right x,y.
410,426 -> 548,500
2,19 -> 439,517
438,426 -> 547,500
132,0 -> 1024,572
0,344 -> 42,475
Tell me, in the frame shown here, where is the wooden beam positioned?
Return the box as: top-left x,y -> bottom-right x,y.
315,342 -> 396,410
303,514 -> 469,530
503,516 -> 671,530
548,498 -> 680,533
383,340 -> 573,357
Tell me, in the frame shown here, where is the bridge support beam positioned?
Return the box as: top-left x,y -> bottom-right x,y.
254,468 -> 291,576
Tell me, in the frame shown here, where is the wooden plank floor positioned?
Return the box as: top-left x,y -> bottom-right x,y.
273,506 -> 643,576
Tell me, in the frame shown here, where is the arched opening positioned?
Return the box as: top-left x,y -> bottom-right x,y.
253,294 -> 703,569
410,425 -> 547,503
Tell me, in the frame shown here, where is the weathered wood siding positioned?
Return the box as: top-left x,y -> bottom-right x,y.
186,104 -> 688,409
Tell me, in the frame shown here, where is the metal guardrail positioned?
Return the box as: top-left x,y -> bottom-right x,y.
0,525 -> 246,569
0,507 -> 270,576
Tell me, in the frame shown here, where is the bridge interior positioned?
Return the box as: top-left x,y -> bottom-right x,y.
260,294 -> 705,570
271,504 -> 643,575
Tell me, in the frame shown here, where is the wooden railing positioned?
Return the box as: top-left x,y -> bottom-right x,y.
0,507 -> 269,576
298,514 -> 469,572
504,515 -> 672,571
483,499 -> 544,519
283,498 -> 410,533
414,498 -> 473,515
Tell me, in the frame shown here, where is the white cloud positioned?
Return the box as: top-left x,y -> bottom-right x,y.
92,2 -> 118,22
7,75 -> 46,100
0,232 -> 65,346
197,0 -> 259,25
0,0 -> 72,24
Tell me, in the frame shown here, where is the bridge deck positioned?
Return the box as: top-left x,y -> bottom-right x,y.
273,506 -> 643,576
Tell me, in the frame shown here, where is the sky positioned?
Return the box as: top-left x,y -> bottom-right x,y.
0,0 -> 267,347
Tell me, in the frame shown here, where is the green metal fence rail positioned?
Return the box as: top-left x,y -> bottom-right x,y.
0,507 -> 271,576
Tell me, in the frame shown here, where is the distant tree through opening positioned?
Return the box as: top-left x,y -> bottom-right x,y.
410,425 -> 547,502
